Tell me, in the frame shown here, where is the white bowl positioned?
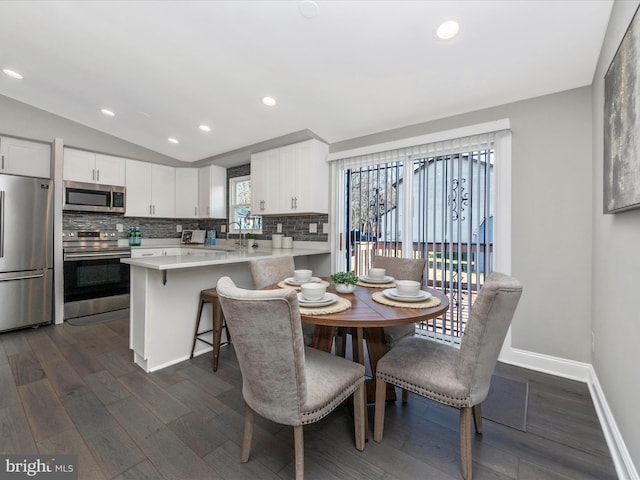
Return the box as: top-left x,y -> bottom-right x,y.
368,267 -> 386,279
300,282 -> 326,301
395,280 -> 421,296
293,269 -> 313,282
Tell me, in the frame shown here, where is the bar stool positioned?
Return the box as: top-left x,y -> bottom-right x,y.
190,288 -> 230,371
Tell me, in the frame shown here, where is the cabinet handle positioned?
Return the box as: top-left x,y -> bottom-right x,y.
1,155 -> 4,169
149,205 -> 152,215
97,169 -> 100,182
92,169 -> 96,181
260,200 -> 265,211
194,206 -> 197,216
153,205 -> 156,215
294,197 -> 298,209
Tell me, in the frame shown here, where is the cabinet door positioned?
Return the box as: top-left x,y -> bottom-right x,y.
175,168 -> 198,218
95,154 -> 126,186
251,148 -> 280,214
125,160 -> 153,217
1,137 -> 51,178
151,164 -> 175,217
293,140 -> 329,213
131,248 -> 163,258
198,165 -> 227,218
208,165 -> 227,218
63,148 -> 96,182
279,144 -> 298,213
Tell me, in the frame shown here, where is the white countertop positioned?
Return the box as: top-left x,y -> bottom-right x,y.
122,244 -> 330,271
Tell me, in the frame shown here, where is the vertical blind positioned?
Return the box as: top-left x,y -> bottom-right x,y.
329,128 -> 510,340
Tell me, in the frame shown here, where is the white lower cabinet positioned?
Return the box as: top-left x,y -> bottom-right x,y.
131,248 -> 205,258
125,160 -> 175,217
0,136 -> 51,178
251,139 -> 329,215
131,249 -> 164,258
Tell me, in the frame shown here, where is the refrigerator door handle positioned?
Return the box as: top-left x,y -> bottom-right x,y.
0,190 -> 4,258
0,270 -> 45,282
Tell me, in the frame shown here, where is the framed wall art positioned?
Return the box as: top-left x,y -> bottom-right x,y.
604,6 -> 640,214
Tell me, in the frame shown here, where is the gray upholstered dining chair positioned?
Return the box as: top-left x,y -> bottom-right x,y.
373,271 -> 523,480
249,256 -> 315,346
370,256 -> 427,347
216,276 -> 366,480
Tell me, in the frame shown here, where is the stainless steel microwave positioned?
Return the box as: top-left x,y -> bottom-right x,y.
63,181 -> 125,213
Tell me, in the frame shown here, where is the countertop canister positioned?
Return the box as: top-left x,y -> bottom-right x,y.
271,234 -> 283,249
282,236 -> 293,249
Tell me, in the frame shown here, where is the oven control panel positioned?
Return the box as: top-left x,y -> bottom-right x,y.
63,229 -> 119,241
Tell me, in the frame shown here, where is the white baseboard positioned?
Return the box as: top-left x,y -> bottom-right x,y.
499,346 -> 638,480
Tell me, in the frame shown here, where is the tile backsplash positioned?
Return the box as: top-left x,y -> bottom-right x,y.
63,212 -> 329,242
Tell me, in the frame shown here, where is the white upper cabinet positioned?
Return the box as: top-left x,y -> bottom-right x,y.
198,165 -> 227,218
125,160 -> 175,217
0,136 -> 51,178
63,148 -> 125,186
251,139 -> 329,215
175,168 -> 199,218
250,148 -> 280,215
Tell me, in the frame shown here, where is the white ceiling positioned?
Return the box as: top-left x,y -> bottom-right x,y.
0,0 -> 613,165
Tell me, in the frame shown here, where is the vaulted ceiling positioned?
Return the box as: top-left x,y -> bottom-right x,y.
0,1 -> 613,165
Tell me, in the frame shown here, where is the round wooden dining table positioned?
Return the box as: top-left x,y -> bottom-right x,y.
267,279 -> 449,403
301,282 -> 448,397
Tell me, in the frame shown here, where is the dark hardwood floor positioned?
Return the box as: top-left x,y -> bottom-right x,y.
0,315 -> 617,479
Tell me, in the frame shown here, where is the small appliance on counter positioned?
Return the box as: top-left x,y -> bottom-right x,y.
181,229 -> 206,244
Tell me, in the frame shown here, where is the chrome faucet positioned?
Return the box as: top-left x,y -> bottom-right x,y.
227,221 -> 247,248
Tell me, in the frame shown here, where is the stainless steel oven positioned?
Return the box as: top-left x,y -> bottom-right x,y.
63,229 -> 130,320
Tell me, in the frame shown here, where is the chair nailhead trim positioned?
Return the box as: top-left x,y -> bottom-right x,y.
377,372 -> 472,408
300,379 -> 364,425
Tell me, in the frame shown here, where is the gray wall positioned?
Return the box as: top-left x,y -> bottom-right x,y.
592,0 -> 640,470
334,87 -> 594,364
0,94 -> 183,166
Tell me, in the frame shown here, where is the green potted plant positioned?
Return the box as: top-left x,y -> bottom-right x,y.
246,233 -> 257,247
330,271 -> 359,293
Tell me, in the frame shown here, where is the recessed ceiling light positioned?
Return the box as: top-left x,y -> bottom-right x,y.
436,20 -> 460,40
198,125 -> 211,132
101,108 -> 115,117
299,0 -> 319,19
168,137 -> 179,144
261,96 -> 277,107
2,68 -> 23,80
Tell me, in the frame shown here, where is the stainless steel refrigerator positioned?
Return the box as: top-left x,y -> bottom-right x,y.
0,174 -> 53,332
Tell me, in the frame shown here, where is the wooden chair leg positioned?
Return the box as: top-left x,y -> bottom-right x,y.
472,403 -> 483,434
353,383 -> 365,451
373,376 -> 387,442
293,425 -> 304,480
241,404 -> 254,463
402,388 -> 409,403
212,298 -> 224,371
460,407 -> 473,480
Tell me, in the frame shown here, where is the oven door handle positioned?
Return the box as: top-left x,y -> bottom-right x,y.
64,252 -> 131,260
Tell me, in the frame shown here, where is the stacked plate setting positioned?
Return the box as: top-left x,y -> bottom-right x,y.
359,274 -> 395,284
381,288 -> 432,302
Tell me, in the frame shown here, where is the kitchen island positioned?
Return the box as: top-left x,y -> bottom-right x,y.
122,244 -> 330,372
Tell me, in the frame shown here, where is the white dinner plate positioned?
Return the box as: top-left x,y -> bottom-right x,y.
285,277 -> 322,286
359,275 -> 395,284
382,288 -> 432,303
297,292 -> 338,307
